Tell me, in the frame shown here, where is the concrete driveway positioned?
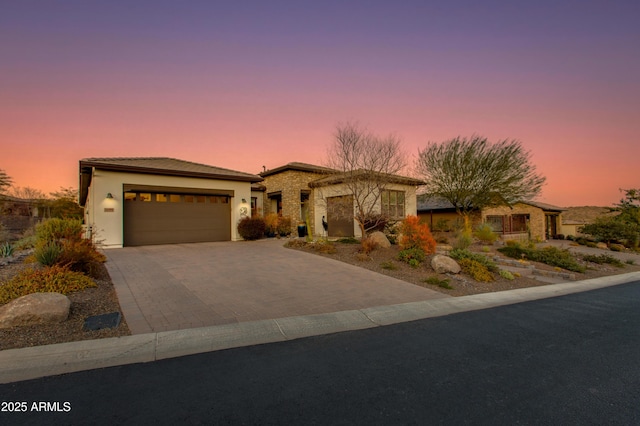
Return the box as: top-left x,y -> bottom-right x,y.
104,239 -> 449,334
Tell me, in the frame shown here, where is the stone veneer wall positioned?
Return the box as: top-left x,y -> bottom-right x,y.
261,170 -> 328,235
481,203 -> 547,241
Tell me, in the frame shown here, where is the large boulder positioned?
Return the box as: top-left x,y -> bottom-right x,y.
0,292 -> 71,329
431,255 -> 461,274
368,231 -> 391,249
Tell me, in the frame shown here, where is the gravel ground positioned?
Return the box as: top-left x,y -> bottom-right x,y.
0,254 -> 131,351
285,239 -> 640,297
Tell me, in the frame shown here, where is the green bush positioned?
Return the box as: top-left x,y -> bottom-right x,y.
449,248 -> 498,272
459,258 -> 494,282
423,276 -> 453,289
582,254 -> 624,268
499,269 -> 515,280
397,247 -> 426,265
34,241 -> 63,266
474,223 -> 498,244
453,234 -> 472,250
380,261 -> 398,270
237,217 -> 266,240
0,265 -> 96,305
0,242 -> 14,257
498,244 -> 585,273
36,218 -> 83,243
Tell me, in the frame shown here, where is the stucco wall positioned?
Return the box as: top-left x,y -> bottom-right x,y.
84,169 -> 253,247
314,182 -> 418,239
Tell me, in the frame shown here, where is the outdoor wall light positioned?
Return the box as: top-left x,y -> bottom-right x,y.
242,198 -> 247,203
106,193 -> 114,199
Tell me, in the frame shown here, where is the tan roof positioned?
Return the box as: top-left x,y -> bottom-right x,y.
80,157 -> 262,182
309,170 -> 425,188
79,157 -> 263,205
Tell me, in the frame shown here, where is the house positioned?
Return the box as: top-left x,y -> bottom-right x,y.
417,196 -> 565,241
260,162 -> 424,238
79,158 -> 263,248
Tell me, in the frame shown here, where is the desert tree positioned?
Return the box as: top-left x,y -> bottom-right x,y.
415,135 -> 546,219
321,122 -> 409,237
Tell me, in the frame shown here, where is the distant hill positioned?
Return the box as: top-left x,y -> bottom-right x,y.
562,206 -> 619,224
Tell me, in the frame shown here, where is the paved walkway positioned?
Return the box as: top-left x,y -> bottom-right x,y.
104,239 -> 448,334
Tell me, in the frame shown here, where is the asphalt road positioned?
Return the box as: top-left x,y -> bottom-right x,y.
2,281 -> 639,425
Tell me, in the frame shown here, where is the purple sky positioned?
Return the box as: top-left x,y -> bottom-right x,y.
2,0 -> 639,206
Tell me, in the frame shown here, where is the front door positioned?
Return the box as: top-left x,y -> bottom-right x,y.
326,195 -> 354,237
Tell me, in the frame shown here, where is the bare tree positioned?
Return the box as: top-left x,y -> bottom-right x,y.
322,122 -> 408,237
415,135 -> 546,218
7,186 -> 46,200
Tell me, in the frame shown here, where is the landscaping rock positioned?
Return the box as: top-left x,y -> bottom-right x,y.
369,231 -> 391,249
609,243 -> 626,252
0,292 -> 71,329
596,242 -> 608,250
436,244 -> 453,253
431,255 -> 461,274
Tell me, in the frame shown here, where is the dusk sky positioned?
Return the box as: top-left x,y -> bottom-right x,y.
1,1 -> 638,206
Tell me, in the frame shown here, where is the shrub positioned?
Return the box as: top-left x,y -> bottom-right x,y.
450,248 -> 498,272
423,276 -> 453,289
0,242 -> 14,257
453,233 -> 472,250
313,241 -> 336,254
34,241 -> 63,266
380,261 -> 398,270
459,258 -> 494,282
499,269 -> 515,280
237,217 -> 266,240
397,247 -> 426,265
264,213 -> 279,235
276,216 -> 292,236
36,218 -> 83,244
399,216 -> 436,254
57,239 -> 107,277
498,244 -> 585,273
582,254 -> 624,268
359,237 -> 379,254
433,218 -> 451,232
0,265 -> 96,305
474,223 -> 498,244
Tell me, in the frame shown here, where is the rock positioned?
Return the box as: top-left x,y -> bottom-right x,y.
368,231 -> 391,249
431,255 -> 461,274
0,292 -> 71,329
596,242 -> 608,250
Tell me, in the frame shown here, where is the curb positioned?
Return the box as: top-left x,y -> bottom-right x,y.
2,271 -> 639,384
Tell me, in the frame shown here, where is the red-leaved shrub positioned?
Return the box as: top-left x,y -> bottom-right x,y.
399,215 -> 436,254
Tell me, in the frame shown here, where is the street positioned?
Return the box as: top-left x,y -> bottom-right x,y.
2,281 -> 639,425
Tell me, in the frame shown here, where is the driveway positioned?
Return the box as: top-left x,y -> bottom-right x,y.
104,239 -> 449,334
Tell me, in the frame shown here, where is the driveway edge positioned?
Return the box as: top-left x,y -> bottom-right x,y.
2,271 -> 639,384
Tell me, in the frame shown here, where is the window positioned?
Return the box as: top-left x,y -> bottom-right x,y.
124,192 -> 136,202
156,194 -> 168,202
251,197 -> 258,217
140,193 -> 151,202
511,214 -> 529,232
381,190 -> 405,219
184,195 -> 195,203
170,194 -> 181,203
196,195 -> 206,203
486,215 -> 504,232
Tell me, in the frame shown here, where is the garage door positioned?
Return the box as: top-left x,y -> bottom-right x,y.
123,189 -> 231,246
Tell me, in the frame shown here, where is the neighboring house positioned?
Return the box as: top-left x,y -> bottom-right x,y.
417,196 -> 565,241
0,195 -> 41,240
561,219 -> 588,238
79,158 -> 263,248
260,162 -> 424,238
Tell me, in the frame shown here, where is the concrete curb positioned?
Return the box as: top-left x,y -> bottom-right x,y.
2,271 -> 639,384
